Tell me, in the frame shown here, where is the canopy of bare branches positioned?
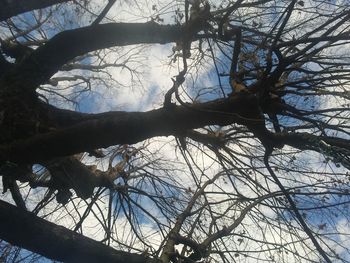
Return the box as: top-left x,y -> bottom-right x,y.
0,0 -> 350,262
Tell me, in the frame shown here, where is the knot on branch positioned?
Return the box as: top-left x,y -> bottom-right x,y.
173,234 -> 207,261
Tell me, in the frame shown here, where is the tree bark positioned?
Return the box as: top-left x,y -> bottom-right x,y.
0,94 -> 266,164
0,200 -> 160,263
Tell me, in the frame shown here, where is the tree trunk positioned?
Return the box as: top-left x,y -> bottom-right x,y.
0,200 -> 160,263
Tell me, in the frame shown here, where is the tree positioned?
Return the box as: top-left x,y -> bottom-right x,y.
0,0 -> 349,262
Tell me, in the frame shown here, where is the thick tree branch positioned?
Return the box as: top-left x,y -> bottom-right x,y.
1,94 -> 267,164
2,22 -> 189,91
3,96 -> 349,168
0,0 -> 72,21
0,200 -> 159,263
274,132 -> 350,152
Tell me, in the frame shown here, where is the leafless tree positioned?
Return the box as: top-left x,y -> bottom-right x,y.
0,0 -> 350,262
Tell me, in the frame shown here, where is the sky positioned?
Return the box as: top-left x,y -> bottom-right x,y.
1,0 -> 350,262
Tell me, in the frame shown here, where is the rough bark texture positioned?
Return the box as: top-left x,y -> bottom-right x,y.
0,200 -> 160,263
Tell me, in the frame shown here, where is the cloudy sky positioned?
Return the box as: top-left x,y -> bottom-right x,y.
1,0 -> 350,262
